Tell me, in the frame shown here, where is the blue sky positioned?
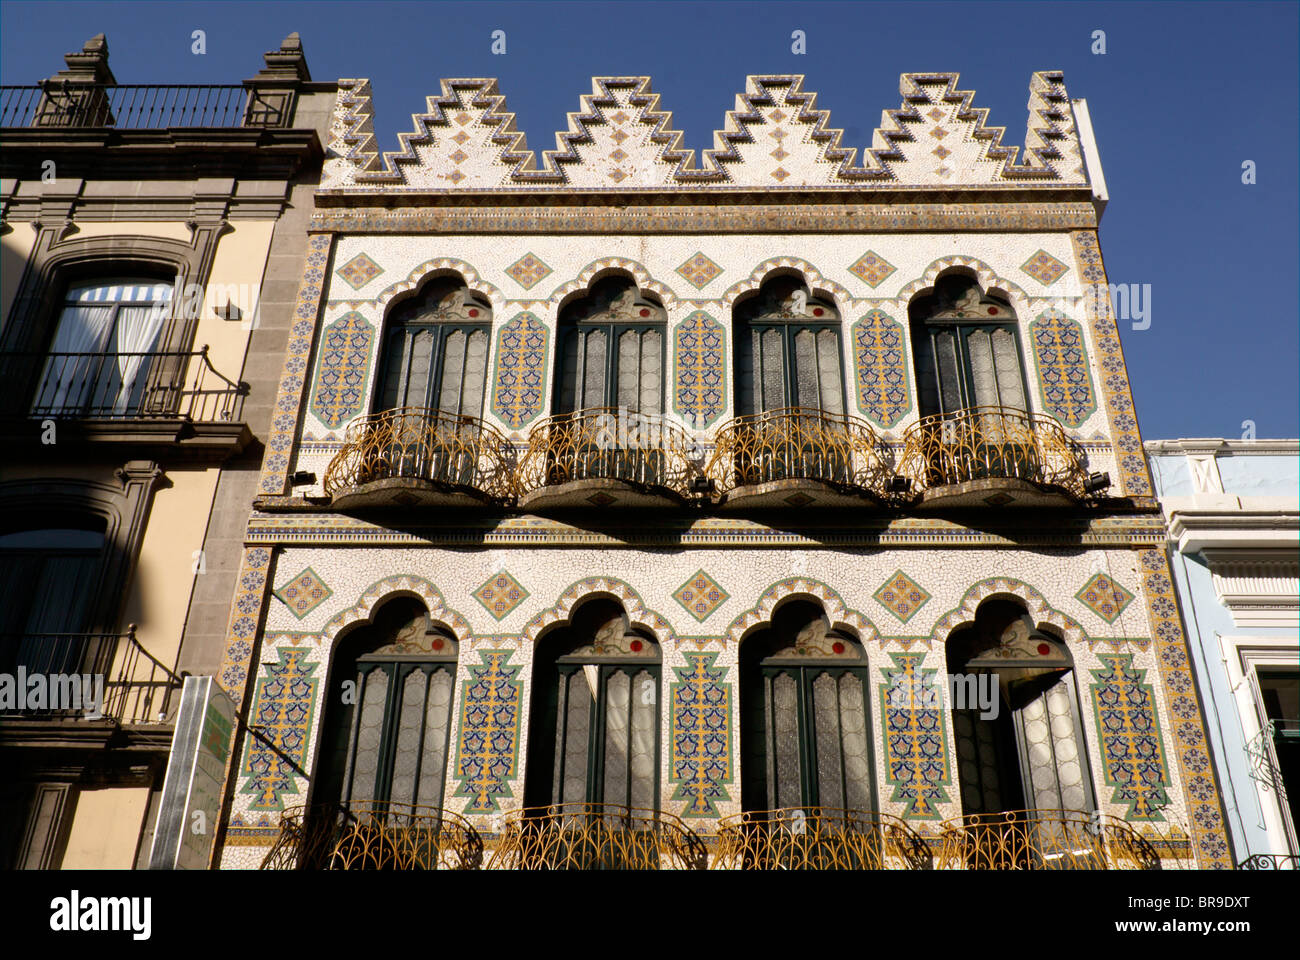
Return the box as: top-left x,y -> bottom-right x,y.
4,1 -> 1297,440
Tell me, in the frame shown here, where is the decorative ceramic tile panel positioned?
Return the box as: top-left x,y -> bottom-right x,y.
673,569 -> 729,622
217,546 -> 274,706
880,653 -> 950,819
1030,309 -> 1096,428
474,571 -> 530,620
274,567 -> 334,619
504,252 -> 553,290
848,251 -> 897,288
308,311 -> 373,430
452,650 -> 523,814
669,653 -> 733,817
874,570 -> 932,623
336,252 -> 384,290
239,648 -> 319,811
1089,654 -> 1171,819
1020,249 -> 1068,285
673,310 -> 726,428
851,309 -> 911,428
675,252 -> 723,289
1076,572 -> 1134,624
490,311 -> 548,430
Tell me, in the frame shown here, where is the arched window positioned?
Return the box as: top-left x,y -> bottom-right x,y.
946,598 -> 1095,819
735,276 -> 844,416
32,279 -> 174,417
739,599 -> 874,812
314,597 -> 459,811
376,278 -> 491,417
555,277 -> 665,415
524,598 -> 661,810
910,274 -> 1028,416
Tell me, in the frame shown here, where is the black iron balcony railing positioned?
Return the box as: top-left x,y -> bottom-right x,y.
898,405 -> 1088,497
713,807 -> 933,870
6,347 -> 246,422
323,406 -> 516,503
1,83 -> 277,129
1238,853 -> 1299,870
516,407 -> 695,499
935,809 -> 1162,870
705,406 -> 887,497
259,802 -> 484,870
1246,718 -> 1297,799
0,625 -> 182,724
488,803 -> 708,870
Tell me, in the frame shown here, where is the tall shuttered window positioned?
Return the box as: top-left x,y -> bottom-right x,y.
735,277 -> 844,416
555,277 -> 665,415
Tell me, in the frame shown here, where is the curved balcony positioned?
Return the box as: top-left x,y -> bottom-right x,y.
712,807 -> 933,870
705,407 -> 887,509
259,802 -> 484,870
934,809 -> 1161,870
897,406 -> 1088,508
515,407 -> 696,510
322,407 -> 515,509
486,803 -> 708,870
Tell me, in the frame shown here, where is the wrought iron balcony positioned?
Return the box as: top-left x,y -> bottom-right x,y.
516,407 -> 696,509
6,347 -> 246,423
897,406 -> 1088,506
487,803 -> 708,870
323,406 -> 516,508
712,807 -> 933,870
705,406 -> 887,508
0,625 -> 182,724
259,802 -> 484,870
934,809 -> 1162,870
1237,853 -> 1299,870
1,83 -> 284,129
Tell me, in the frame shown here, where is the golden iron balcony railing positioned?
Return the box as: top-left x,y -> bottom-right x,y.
259,802 -> 484,870
515,407 -> 696,500
322,406 -> 516,503
897,406 -> 1087,498
705,406 -> 887,498
712,807 -> 933,870
934,809 -> 1162,870
0,624 -> 182,724
487,803 -> 708,870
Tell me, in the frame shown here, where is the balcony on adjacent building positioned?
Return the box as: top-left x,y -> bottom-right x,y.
488,803 -> 708,870
323,406 -> 516,509
705,406 -> 887,509
259,802 -> 484,870
515,407 -> 696,511
713,807 -> 932,870
897,406 -> 1089,508
934,809 -> 1162,870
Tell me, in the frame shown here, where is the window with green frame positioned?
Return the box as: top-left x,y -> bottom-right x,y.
314,598 -> 459,813
524,598 -> 661,812
740,599 -> 874,814
555,276 -> 665,416
735,276 -> 845,417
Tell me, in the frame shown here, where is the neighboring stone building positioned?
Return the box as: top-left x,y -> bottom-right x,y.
1147,438 -> 1299,868
0,34 -> 335,868
210,69 -> 1235,870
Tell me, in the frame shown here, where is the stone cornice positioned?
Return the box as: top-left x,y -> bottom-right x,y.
1167,508 -> 1300,554
1146,438 -> 1300,457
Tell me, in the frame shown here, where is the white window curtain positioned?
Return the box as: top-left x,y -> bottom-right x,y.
113,298 -> 170,414
39,304 -> 115,413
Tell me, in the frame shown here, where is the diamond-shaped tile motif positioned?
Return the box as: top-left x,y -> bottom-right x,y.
336,253 -> 383,290
1076,573 -> 1135,624
474,571 -> 530,620
504,253 -> 553,290
676,252 -> 724,290
873,570 -> 932,624
984,492 -> 1015,506
848,250 -> 897,289
784,492 -> 814,507
770,167 -> 790,182
585,491 -> 616,506
1021,249 -> 1069,286
275,567 -> 333,619
674,570 -> 730,622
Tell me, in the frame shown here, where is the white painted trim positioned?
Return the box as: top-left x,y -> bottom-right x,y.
1146,438 -> 1300,456
1072,98 -> 1108,218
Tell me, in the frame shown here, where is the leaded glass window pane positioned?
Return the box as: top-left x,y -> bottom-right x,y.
555,279 -> 665,414
376,281 -> 490,417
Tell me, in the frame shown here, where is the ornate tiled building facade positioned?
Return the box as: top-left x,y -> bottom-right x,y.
215,71 -> 1232,869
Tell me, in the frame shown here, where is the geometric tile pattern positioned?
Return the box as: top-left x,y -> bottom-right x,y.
490,311 -> 548,430
1020,249 -> 1068,285
1070,230 -> 1153,498
672,569 -> 730,622
675,252 -> 724,289
260,233 -> 332,496
239,647 -> 319,811
473,570 -> 530,620
274,567 -> 334,619
851,309 -> 911,428
1075,572 -> 1134,624
335,252 -> 384,290
1089,653 -> 1171,820
673,310 -> 726,428
873,570 -> 932,624
669,653 -> 733,817
1030,310 -> 1096,428
880,653 -> 950,819
848,250 -> 897,288
216,546 -> 274,706
308,311 -> 373,430
504,252 -> 552,290
452,649 -> 523,814
1135,547 -> 1232,867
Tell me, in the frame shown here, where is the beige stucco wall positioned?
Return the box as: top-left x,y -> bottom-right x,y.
61,786 -> 150,868
0,225 -> 37,328
192,219 -> 275,388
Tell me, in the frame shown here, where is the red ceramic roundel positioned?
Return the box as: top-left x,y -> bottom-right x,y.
639,308 -> 650,317
630,639 -> 643,652
432,637 -> 445,650
468,309 -> 479,317
813,308 -> 824,316
988,307 -> 998,315
1037,642 -> 1051,656
832,641 -> 845,654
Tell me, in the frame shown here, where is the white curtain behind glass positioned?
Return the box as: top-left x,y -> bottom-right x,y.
113,300 -> 170,414
39,304 -> 114,413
